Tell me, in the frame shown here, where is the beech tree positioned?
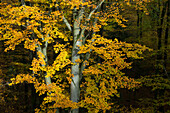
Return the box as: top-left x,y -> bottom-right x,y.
0,0 -> 151,113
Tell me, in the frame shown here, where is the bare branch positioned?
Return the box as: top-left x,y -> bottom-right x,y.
87,0 -> 105,20
56,0 -> 72,31
63,16 -> 72,31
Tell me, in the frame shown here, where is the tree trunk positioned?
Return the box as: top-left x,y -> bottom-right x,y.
70,1 -> 105,113
137,8 -> 140,39
70,7 -> 82,113
139,10 -> 143,39
137,9 -> 143,40
164,0 -> 169,70
156,1 -> 167,112
156,0 -> 166,73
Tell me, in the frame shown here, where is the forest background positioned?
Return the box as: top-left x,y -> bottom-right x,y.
0,0 -> 169,113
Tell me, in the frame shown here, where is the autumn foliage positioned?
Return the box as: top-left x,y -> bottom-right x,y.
0,0 -> 154,113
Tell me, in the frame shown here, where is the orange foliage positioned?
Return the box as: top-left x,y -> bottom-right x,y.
0,0 -> 151,112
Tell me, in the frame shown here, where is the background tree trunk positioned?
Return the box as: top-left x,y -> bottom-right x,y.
164,0 -> 169,73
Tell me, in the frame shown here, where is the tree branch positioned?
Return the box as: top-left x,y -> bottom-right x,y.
79,1 -> 103,81
56,0 -> 72,31
87,0 -> 105,20
63,16 -> 72,31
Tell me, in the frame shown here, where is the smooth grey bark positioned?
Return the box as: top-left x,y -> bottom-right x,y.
20,1 -> 105,113
80,4 -> 101,80
21,0 -> 53,110
55,0 -> 72,32
70,1 -> 105,113
21,0 -> 25,6
42,38 -> 51,85
21,0 -> 49,81
22,0 -> 49,85
70,7 -> 82,113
